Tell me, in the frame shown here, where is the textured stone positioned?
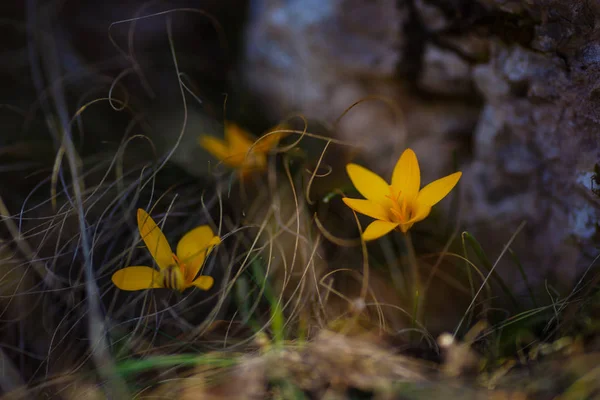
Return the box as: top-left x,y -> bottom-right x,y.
473,64 -> 512,101
242,0 -> 479,181
419,44 -> 473,94
243,0 -> 407,121
443,34 -> 491,62
414,0 -> 450,32
477,0 -> 530,13
465,37 -> 600,294
242,0 -> 600,307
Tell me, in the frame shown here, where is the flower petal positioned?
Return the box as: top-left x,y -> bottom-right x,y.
399,203 -> 432,233
252,124 -> 287,154
362,220 -> 399,241
417,171 -> 462,207
406,203 -> 432,224
199,136 -> 236,166
225,122 -> 255,155
342,198 -> 389,221
112,266 -> 163,291
137,209 -> 173,270
176,226 -> 220,283
346,163 -> 390,204
190,275 -> 214,291
391,148 -> 420,202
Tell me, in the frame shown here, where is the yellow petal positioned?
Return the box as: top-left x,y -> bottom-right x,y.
406,203 -> 432,224
176,226 -> 220,283
342,198 -> 389,221
137,209 -> 173,270
391,148 -> 420,202
399,204 -> 432,233
112,266 -> 163,291
253,124 -> 287,153
362,220 -> 399,241
417,171 -> 462,207
199,136 -> 234,164
253,132 -> 282,154
190,275 -> 214,291
346,164 -> 390,204
225,122 -> 254,154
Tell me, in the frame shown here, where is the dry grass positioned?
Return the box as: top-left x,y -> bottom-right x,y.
1,7 -> 600,399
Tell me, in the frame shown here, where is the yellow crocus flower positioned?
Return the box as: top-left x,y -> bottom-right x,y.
343,149 -> 462,241
112,209 -> 220,292
198,122 -> 283,176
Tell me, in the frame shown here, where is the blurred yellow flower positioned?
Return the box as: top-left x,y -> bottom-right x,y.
198,122 -> 283,176
343,149 -> 462,241
112,209 -> 220,292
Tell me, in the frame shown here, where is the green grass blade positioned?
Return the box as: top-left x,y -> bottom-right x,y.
116,354 -> 238,378
463,232 -> 519,308
509,247 -> 538,307
250,257 -> 285,346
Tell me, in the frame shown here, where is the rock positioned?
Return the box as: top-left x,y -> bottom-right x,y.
477,0 -> 531,14
465,40 -> 600,296
246,0 -> 406,76
243,0 -> 408,120
242,0 -> 478,180
419,44 -> 473,95
414,0 -> 450,32
473,64 -> 512,100
443,34 -> 491,62
242,0 -> 600,308
531,22 -> 563,53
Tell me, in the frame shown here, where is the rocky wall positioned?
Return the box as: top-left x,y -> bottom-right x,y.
241,0 -> 600,298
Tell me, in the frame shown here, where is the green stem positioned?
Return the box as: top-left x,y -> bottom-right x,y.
403,232 -> 421,339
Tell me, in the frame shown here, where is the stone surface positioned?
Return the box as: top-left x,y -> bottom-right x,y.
418,44 -> 473,94
241,0 -> 600,306
414,0 -> 450,32
478,0 -> 530,13
242,0 -> 478,181
462,1 -> 600,293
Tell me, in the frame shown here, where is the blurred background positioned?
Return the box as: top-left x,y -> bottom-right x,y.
1,0 -> 600,398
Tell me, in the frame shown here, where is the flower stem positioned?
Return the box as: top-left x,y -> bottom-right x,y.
403,232 -> 421,338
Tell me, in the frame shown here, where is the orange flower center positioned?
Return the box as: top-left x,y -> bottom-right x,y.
385,186 -> 413,224
160,254 -> 187,292
173,254 -> 188,273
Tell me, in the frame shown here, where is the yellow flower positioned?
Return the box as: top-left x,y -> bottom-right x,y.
198,122 -> 283,176
342,149 -> 462,241
111,209 -> 220,292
